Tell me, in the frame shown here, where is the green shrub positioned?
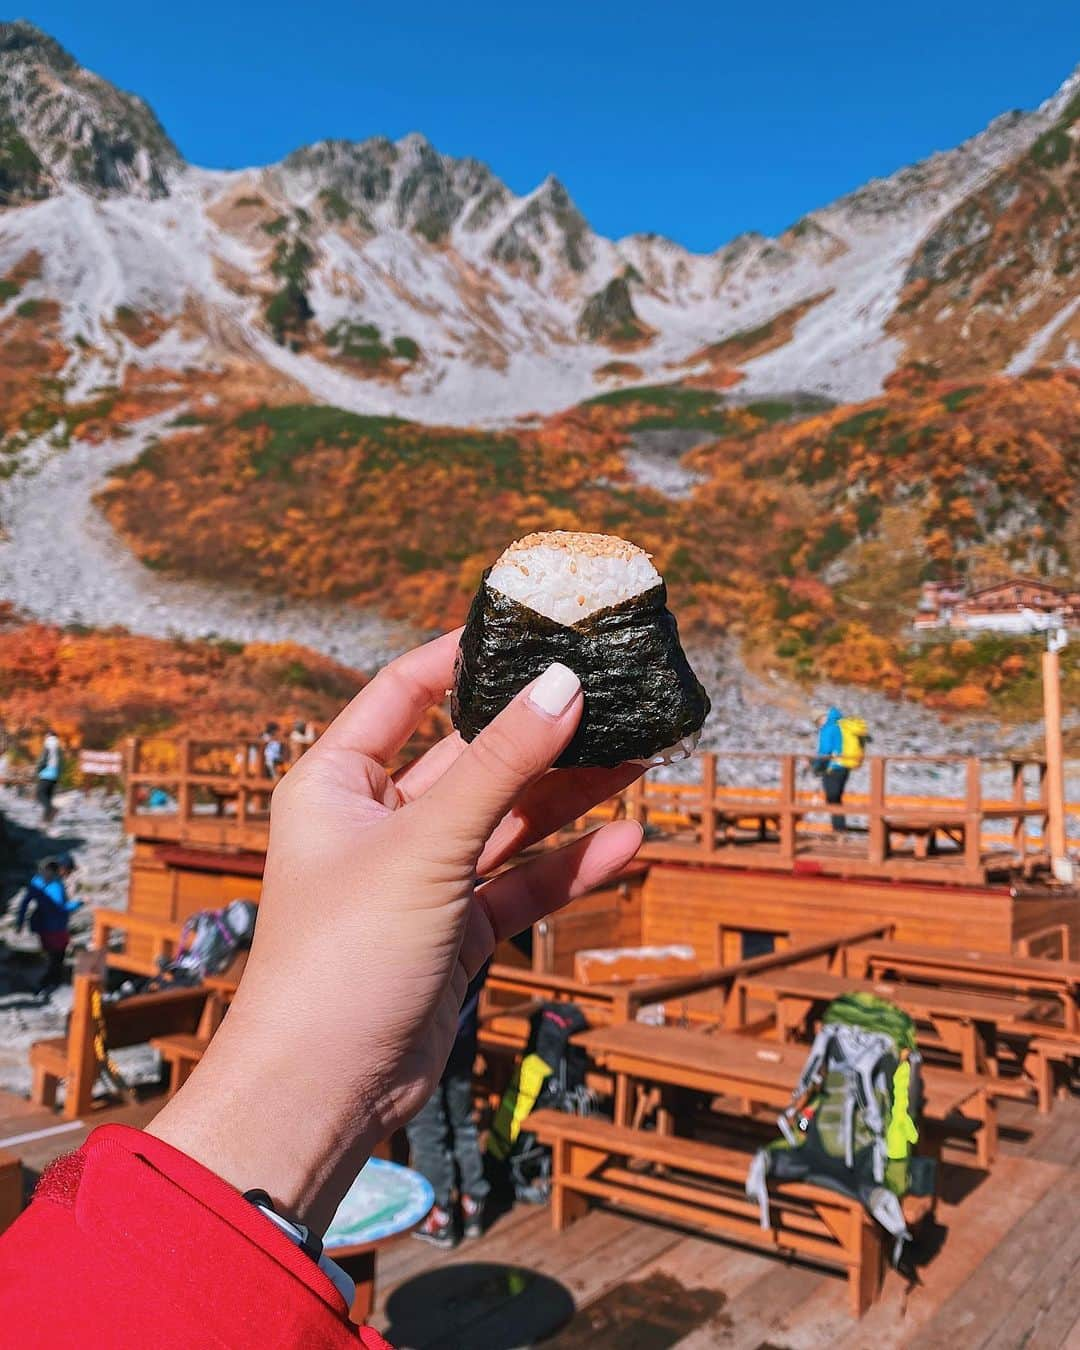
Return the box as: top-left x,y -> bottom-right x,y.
832,408 -> 888,439
806,520 -> 853,571
326,320 -> 380,348
319,188 -> 352,221
745,400 -> 794,424
396,546 -> 429,573
271,238 -> 314,284
1030,128 -> 1072,169
391,336 -> 420,361
266,283 -> 313,344
234,404 -> 522,485
941,385 -> 983,413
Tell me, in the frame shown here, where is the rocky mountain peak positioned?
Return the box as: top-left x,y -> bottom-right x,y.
282,132 -> 506,242
1039,60 -> 1080,123
488,172 -> 592,276
0,19 -> 182,202
578,270 -> 648,343
0,19 -> 75,69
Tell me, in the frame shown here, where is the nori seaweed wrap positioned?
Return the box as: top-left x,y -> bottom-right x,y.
451,531 -> 710,768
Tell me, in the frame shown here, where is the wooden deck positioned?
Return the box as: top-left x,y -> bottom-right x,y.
368,1093 -> 1080,1348
3,1087 -> 1078,1347
123,739 -> 1073,889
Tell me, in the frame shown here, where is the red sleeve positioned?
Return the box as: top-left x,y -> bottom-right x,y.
0,1123 -> 393,1349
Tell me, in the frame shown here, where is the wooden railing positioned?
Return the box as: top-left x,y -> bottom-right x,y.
123,737 -> 1074,884
577,752 -> 1059,884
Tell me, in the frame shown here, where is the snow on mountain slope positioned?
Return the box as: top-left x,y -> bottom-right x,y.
0,21 -> 1076,425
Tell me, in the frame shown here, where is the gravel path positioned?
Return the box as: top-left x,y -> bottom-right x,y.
0,422 -> 414,669
0,785 -> 140,1098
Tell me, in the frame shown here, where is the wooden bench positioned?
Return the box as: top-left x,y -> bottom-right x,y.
1026,1035 -> 1080,1114
0,1148 -> 23,1234
529,1108 -> 913,1317
29,974 -> 215,1117
853,940 -> 1080,1032
477,999 -> 546,1053
28,1038 -> 68,1112
150,1033 -> 210,1096
576,1023 -> 998,1170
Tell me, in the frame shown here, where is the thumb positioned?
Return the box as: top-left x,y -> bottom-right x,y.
420,662 -> 583,856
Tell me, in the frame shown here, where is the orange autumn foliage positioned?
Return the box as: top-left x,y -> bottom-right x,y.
93,367 -> 1080,716
936,683 -> 991,712
0,622 -> 451,752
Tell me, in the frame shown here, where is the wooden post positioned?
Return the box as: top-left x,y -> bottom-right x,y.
868,758 -> 886,865
626,776 -> 646,827
1042,648 -> 1070,879
963,758 -> 982,885
1012,760 -> 1028,867
779,755 -> 796,864
0,1148 -> 22,1235
701,753 -> 717,854
123,737 -> 139,819
347,1251 -> 377,1325
64,973 -> 101,1119
176,738 -> 193,833
533,919 -> 554,974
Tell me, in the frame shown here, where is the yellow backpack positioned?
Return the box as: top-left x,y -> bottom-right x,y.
837,716 -> 868,769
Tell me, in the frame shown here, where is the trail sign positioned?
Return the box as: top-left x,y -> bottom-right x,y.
78,750 -> 124,777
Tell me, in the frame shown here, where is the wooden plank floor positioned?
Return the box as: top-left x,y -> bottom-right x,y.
367,1095 -> 1080,1349
3,1088 -> 1079,1347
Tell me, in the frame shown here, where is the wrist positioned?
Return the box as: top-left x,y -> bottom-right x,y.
145,1008 -> 381,1233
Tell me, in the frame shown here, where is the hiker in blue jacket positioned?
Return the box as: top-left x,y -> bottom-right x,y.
15,853 -> 81,991
815,707 -> 849,832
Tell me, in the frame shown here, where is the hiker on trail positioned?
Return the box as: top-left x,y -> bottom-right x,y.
0,636 -> 643,1348
15,853 -> 81,992
407,961 -> 491,1248
261,723 -> 284,779
35,729 -> 63,825
813,707 -> 868,832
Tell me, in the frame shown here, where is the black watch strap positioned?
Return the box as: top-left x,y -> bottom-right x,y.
242,1188 -> 324,1263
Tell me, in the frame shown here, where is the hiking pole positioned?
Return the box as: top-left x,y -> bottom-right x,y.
778,1070 -> 823,1145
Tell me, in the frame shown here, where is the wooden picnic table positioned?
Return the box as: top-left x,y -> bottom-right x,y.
851,940 -> 1080,1031
324,1158 -> 433,1323
575,1022 -> 998,1167
733,968 -> 1040,1077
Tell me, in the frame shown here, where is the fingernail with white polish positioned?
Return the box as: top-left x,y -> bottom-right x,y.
527,662 -> 581,717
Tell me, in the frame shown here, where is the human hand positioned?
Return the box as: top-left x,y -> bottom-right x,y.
148,631 -> 644,1230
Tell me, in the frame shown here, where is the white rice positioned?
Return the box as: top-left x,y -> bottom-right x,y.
488,531 -> 660,626
639,732 -> 702,766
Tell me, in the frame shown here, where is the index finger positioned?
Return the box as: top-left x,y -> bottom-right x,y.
315,628 -> 462,764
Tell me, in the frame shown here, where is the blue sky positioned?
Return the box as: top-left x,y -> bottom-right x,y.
22,2 -> 1080,251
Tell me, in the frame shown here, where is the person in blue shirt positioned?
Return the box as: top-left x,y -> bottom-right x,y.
35,729 -> 63,825
815,707 -> 849,832
15,853 -> 81,991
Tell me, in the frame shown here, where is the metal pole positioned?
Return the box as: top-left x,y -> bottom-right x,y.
1042,644 -> 1070,881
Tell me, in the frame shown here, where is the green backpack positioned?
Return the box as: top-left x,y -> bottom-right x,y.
746,992 -> 931,1263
